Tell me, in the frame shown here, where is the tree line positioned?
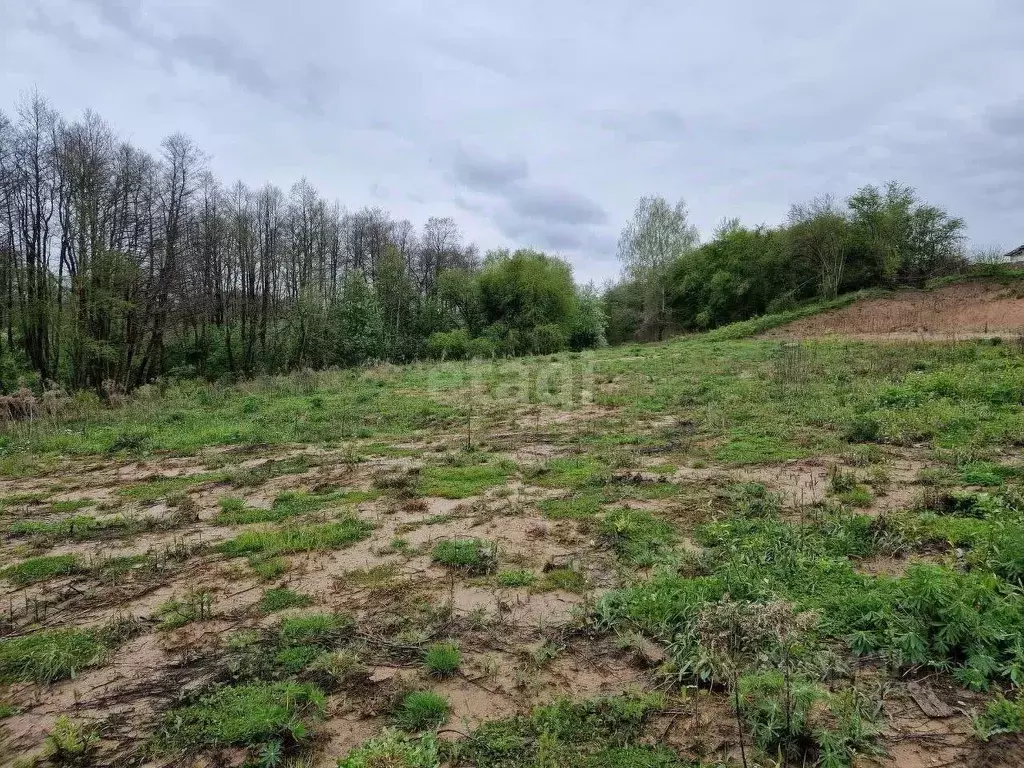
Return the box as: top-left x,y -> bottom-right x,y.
606,185 -> 970,344
0,92 -> 980,395
0,94 -> 605,394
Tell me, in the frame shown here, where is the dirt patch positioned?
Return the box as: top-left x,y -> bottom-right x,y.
764,281 -> 1024,339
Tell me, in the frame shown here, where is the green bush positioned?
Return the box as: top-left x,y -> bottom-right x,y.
426,329 -> 471,361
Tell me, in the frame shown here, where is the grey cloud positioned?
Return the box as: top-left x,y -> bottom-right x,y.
507,186 -> 608,227
6,0 -> 1023,284
68,0 -> 330,113
449,145 -> 611,259
986,99 -> 1024,138
451,146 -> 529,193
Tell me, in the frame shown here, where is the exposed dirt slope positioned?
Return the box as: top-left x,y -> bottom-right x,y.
763,280 -> 1024,340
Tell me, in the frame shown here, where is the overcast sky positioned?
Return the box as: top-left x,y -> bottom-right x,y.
3,0 -> 1022,283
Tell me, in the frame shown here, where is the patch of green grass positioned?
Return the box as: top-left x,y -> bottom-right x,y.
431,539 -> 498,574
496,568 -> 536,588
7,515 -> 108,540
418,461 -> 515,498
531,457 -> 606,489
837,485 -> 874,508
728,482 -> 783,518
258,588 -> 313,614
0,629 -> 108,683
157,681 -> 325,752
117,472 -> 223,502
600,508 -> 677,567
217,516 -> 373,558
539,491 -> 604,520
0,702 -> 15,719
2,554 -> 80,585
598,510 -> 1024,691
337,728 -> 440,768
250,556 -> 289,581
98,554 -> 150,578
155,592 -> 215,629
424,642 -> 460,677
444,693 -> 670,767
49,498 -> 94,514
960,462 -> 1020,487
739,670 -> 878,765
538,568 -> 587,593
612,482 -> 681,501
343,563 -> 400,589
215,489 -> 372,525
274,644 -> 324,675
393,690 -> 450,731
278,613 -> 352,647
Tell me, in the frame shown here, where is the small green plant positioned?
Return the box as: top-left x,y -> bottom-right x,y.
496,568 -> 536,587
44,715 -> 100,765
431,539 -> 497,574
974,694 -> 1024,740
393,690 -> 450,731
837,485 -> 874,508
305,649 -> 366,688
49,499 -> 94,514
424,642 -> 460,677
343,563 -> 400,589
155,591 -> 215,629
258,588 -> 313,614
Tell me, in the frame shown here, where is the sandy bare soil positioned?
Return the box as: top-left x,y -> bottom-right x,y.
763,280 -> 1024,340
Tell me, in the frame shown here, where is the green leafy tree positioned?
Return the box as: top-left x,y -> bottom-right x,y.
334,271 -> 382,366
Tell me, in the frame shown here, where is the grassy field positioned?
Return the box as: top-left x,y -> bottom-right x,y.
2,327 -> 1024,766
